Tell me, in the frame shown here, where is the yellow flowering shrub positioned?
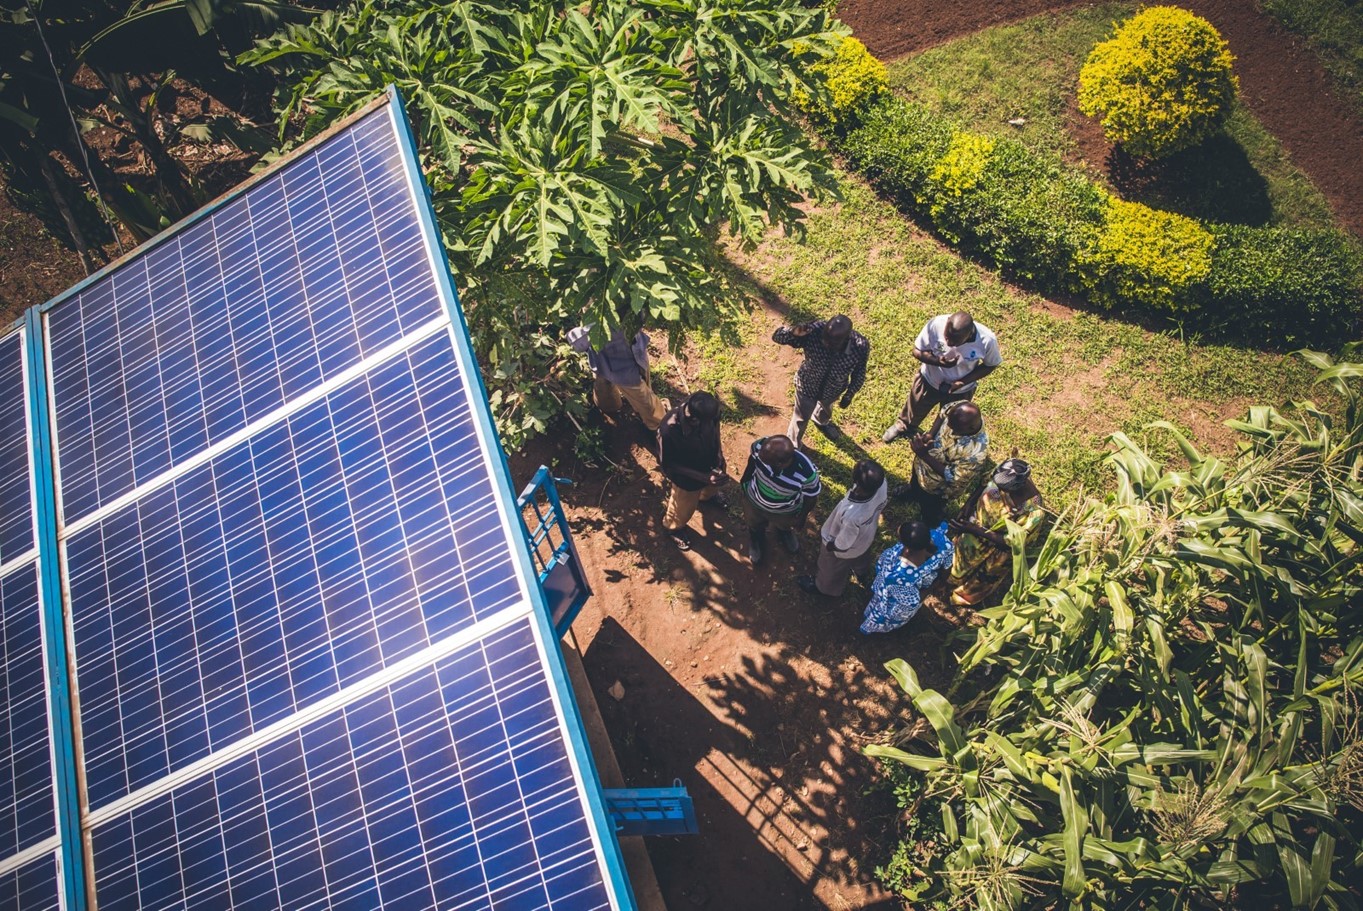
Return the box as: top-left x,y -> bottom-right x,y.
797,36 -> 888,124
1078,197 -> 1215,312
923,132 -> 995,232
1078,6 -> 1238,158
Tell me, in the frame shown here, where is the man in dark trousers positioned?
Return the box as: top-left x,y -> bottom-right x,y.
657,392 -> 729,551
772,314 -> 870,448
740,434 -> 821,567
883,310 -> 1000,442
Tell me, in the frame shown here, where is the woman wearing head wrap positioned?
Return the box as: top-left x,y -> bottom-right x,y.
947,455 -> 1048,607
860,520 -> 954,633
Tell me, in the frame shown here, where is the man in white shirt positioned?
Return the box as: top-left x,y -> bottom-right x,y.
796,459 -> 888,597
883,311 -> 1001,443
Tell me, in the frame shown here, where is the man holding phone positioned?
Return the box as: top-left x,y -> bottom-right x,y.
883,311 -> 1001,443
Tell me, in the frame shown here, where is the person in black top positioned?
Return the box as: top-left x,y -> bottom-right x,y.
658,392 -> 730,551
772,314 -> 870,448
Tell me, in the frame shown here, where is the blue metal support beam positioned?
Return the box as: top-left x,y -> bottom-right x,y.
23,309 -> 89,911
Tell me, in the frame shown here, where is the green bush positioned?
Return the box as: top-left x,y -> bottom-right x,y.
832,91 -> 1360,344
1202,225 -> 1363,342
840,96 -> 952,200
798,36 -> 889,124
923,135 -> 1106,291
923,130 -> 995,231
1078,197 -> 1214,312
1078,6 -> 1239,158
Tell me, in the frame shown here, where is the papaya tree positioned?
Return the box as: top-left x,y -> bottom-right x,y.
243,0 -> 844,444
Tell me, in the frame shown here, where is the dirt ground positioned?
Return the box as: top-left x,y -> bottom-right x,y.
509,302 -> 961,911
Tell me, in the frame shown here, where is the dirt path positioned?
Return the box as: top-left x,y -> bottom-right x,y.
511,303 -> 958,910
838,0 -> 1363,236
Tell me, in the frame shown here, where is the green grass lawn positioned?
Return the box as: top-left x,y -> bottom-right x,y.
884,2 -> 1336,230
666,5 -> 1336,518
717,175 -> 1320,514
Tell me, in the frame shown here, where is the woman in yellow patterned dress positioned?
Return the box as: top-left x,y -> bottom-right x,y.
947,457 -> 1047,607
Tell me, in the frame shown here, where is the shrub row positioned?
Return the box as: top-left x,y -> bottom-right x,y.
822,42 -> 1363,345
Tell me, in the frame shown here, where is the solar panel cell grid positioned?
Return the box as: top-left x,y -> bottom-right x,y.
69,333 -> 522,809
0,852 -> 60,911
0,565 -> 55,859
46,116 -> 443,523
89,619 -> 611,911
0,332 -> 33,564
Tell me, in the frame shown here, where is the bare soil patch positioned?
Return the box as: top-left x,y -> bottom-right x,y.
512,316 -> 954,910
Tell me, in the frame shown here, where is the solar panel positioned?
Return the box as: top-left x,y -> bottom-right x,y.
88,618 -> 610,911
23,92 -> 633,910
0,565 -> 55,860
46,112 -> 443,525
0,328 -> 58,878
68,333 -> 518,808
0,331 -> 34,564
0,852 -> 60,911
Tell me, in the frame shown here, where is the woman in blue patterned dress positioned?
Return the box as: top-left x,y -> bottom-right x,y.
860,520 -> 953,634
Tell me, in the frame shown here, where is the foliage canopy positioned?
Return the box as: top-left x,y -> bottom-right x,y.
1078,6 -> 1239,158
869,348 -> 1363,909
245,0 -> 844,444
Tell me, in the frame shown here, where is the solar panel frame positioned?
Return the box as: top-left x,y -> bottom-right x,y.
22,89 -> 637,910
8,310 -> 89,911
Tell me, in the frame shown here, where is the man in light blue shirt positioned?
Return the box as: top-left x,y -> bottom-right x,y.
569,325 -> 669,430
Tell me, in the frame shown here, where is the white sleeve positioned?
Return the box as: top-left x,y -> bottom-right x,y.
914,319 -> 935,353
984,334 -> 1002,367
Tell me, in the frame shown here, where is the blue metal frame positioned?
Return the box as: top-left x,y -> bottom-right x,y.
385,89 -> 639,911
604,781 -> 699,838
22,309 -> 89,911
516,466 -> 592,636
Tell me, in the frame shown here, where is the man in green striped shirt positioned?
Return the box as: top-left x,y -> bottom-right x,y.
740,435 -> 822,567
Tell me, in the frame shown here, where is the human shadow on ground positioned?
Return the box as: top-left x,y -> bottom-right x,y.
583,617 -> 925,911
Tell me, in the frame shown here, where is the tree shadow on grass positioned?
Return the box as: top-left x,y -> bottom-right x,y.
1108,135 -> 1273,226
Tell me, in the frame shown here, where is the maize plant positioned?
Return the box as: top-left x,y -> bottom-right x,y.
868,345 -> 1363,909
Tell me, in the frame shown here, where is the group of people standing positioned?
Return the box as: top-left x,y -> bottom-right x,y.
573,310 -> 1049,634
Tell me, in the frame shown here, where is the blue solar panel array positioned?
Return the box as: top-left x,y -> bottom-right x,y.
89,619 -> 610,911
67,334 -> 518,808
0,332 -> 34,563
47,112 -> 442,523
18,93 -> 629,911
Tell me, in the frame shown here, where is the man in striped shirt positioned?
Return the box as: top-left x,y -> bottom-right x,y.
740,435 -> 822,567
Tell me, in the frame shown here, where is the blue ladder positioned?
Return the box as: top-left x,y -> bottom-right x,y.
603,781 -> 699,837
516,466 -> 592,636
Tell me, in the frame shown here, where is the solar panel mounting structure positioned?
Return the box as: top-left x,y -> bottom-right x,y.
0,88 -> 637,911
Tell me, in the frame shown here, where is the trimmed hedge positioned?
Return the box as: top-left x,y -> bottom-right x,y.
833,93 -> 1363,345
1079,197 -> 1214,313
1204,225 -> 1363,341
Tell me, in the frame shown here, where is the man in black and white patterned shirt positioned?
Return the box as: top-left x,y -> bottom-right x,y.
772,315 -> 870,448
